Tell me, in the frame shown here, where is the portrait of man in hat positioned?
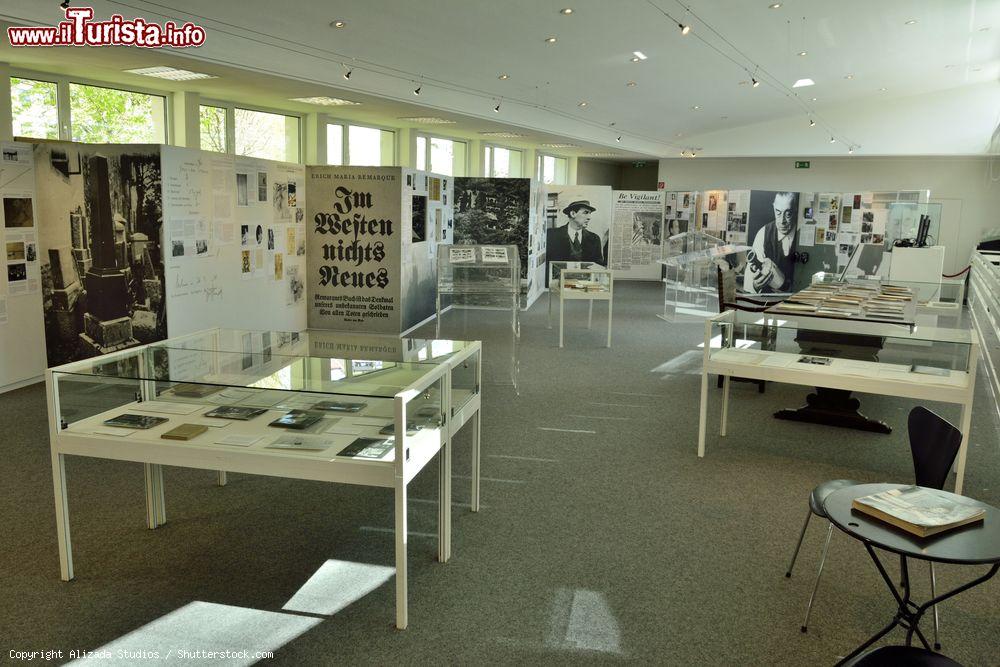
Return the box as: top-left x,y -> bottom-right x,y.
546,199 -> 605,265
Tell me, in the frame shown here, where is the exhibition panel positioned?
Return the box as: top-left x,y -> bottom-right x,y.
46,328 -> 482,629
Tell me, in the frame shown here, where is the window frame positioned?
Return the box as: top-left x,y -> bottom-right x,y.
413,130 -> 470,176
11,67 -> 172,144
324,117 -> 399,167
536,152 -> 570,185
211,99 -> 304,164
482,142 -> 525,178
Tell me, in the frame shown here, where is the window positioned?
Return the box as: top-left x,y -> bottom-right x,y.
326,123 -> 344,166
484,145 -> 523,177
69,82 -> 166,143
538,154 -> 569,185
325,123 -> 394,166
235,107 -> 300,162
415,134 -> 467,176
199,105 -> 227,153
10,77 -> 59,139
348,125 -> 394,166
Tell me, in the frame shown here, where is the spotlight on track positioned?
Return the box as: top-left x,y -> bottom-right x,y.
413,86 -> 421,96
679,22 -> 691,35
752,78 -> 759,88
343,69 -> 352,80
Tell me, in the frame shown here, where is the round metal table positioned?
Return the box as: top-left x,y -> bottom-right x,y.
824,483 -> 1000,665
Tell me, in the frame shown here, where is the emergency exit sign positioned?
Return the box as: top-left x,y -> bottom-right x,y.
795,161 -> 810,169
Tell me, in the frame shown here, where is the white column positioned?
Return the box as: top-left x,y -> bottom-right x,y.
304,112 -> 325,164
171,91 -> 201,148
0,63 -> 14,141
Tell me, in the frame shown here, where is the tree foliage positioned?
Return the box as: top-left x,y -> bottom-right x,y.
10,77 -> 59,139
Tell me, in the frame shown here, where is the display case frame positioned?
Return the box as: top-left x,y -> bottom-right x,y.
45,328 -> 483,630
546,262 -> 613,348
696,309 -> 978,492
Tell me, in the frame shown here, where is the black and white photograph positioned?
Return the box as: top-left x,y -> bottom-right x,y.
453,177 -> 531,277
236,172 -> 249,207
544,187 -> 611,286
34,143 -> 167,366
25,242 -> 37,262
195,239 -> 209,255
3,197 -> 34,228
631,211 -> 662,245
411,195 -> 427,242
240,224 -> 250,246
665,217 -> 688,238
171,240 -> 185,257
7,263 -> 27,282
255,224 -> 264,246
287,181 -> 297,208
6,241 -> 25,261
257,171 -> 268,202
267,227 -> 275,250
742,190 -> 800,294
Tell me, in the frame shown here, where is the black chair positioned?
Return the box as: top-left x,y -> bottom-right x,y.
786,406 -> 964,648
841,645 -> 963,666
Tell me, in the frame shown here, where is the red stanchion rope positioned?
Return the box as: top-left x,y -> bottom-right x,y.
942,266 -> 971,278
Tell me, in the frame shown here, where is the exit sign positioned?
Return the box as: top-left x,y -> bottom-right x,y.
795,161 -> 810,169
633,161 -> 647,168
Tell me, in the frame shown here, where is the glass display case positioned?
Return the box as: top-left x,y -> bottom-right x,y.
45,328 -> 482,630
436,245 -> 519,390
885,201 -> 942,248
699,307 -> 978,491
658,231 -> 748,322
547,262 -> 614,348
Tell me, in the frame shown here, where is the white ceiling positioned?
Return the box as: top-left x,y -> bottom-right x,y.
2,0 -> 999,158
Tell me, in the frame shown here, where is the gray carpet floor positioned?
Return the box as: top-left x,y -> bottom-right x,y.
2,281 -> 999,666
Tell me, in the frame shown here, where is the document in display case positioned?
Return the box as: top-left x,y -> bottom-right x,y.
46,328 -> 483,630
436,245 -> 519,390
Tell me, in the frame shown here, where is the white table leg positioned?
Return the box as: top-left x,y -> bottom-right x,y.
698,367 -> 709,458
559,296 -> 565,348
471,409 -> 481,512
154,464 -> 166,526
217,471 -> 227,486
606,298 -> 613,348
144,463 -> 158,529
955,401 -> 973,495
721,375 -> 731,437
394,480 -> 408,630
588,300 -> 593,329
51,451 -> 74,581
438,435 -> 452,563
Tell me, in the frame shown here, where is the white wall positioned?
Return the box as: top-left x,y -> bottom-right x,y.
658,155 -> 1000,273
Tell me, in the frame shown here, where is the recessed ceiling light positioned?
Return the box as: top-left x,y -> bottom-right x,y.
331,20 -> 346,28
691,105 -> 700,110
972,67 -> 982,72
578,101 -> 588,107
541,143 -> 578,148
844,74 -> 854,79
769,3 -> 782,8
560,8 -> 573,15
809,119 -> 816,127
904,19 -> 917,25
545,36 -> 557,43
498,73 -> 509,80
752,78 -> 760,87
979,26 -> 990,31
792,78 -> 815,88
879,87 -> 887,91
398,116 -> 457,124
829,136 -> 836,143
124,66 -> 216,81
630,57 -> 641,63
289,96 -> 361,106
626,81 -> 637,87
675,132 -> 683,137
811,97 -> 818,101
797,51 -> 807,56
633,51 -> 648,60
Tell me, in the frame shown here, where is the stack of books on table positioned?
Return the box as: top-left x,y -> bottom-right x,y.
852,486 -> 985,538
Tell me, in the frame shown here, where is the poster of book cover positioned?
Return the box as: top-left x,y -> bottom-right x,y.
453,177 -> 530,278
543,185 -> 612,285
33,143 -> 166,366
609,190 -> 664,280
306,166 -> 402,333
741,190 -> 800,295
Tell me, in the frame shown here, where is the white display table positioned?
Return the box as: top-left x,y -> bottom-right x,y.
46,328 -> 482,630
